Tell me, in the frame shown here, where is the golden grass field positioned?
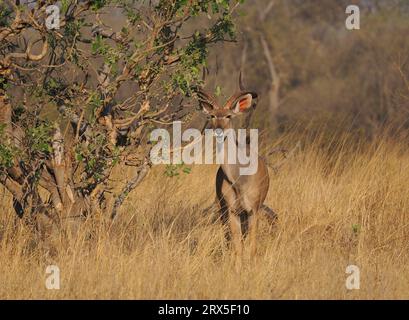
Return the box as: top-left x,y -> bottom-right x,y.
1,129 -> 409,299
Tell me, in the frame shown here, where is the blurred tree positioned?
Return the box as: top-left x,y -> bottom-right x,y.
221,0 -> 409,136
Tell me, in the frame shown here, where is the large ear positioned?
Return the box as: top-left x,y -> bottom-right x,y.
197,90 -> 217,114
199,100 -> 216,114
231,92 -> 257,114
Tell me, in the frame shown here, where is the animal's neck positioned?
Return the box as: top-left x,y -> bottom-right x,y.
218,133 -> 248,183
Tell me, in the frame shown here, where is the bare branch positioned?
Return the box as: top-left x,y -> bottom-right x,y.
51,127 -> 66,205
259,1 -> 276,22
0,175 -> 24,202
111,161 -> 150,219
260,34 -> 280,114
267,141 -> 301,173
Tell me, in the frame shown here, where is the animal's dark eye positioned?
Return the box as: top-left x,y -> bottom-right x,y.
210,115 -> 216,119
226,115 -> 232,119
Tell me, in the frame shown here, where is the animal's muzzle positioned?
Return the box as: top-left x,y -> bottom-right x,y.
214,128 -> 224,142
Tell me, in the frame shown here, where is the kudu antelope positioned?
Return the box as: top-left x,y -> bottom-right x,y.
197,75 -> 271,261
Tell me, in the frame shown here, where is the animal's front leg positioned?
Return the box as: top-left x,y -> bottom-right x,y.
247,211 -> 258,259
228,210 -> 243,269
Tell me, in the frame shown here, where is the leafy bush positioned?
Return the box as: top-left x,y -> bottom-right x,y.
0,0 -> 244,220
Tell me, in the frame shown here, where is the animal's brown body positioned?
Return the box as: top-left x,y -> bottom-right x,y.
197,77 -> 270,260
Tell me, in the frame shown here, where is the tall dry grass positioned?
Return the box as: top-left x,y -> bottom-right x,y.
1,130 -> 409,299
